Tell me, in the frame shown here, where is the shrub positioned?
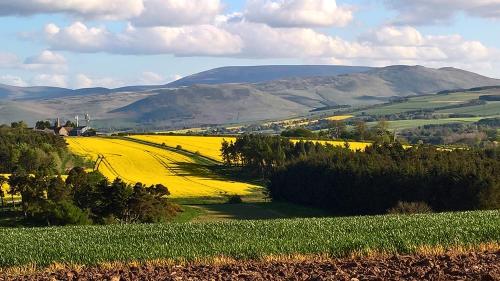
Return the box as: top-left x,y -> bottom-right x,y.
45,201 -> 92,226
225,194 -> 243,204
176,145 -> 183,150
387,201 -> 433,215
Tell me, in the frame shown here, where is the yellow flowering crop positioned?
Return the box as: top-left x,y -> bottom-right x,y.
131,135 -> 372,161
130,135 -> 236,162
290,139 -> 372,151
324,115 -> 354,121
66,137 -> 259,198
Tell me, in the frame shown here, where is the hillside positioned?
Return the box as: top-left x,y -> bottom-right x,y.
167,65 -> 373,87
0,65 -> 499,129
114,66 -> 500,128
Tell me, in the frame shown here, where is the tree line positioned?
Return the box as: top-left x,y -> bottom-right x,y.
221,135 -> 499,214
2,168 -> 179,226
0,124 -> 83,175
0,124 -> 179,225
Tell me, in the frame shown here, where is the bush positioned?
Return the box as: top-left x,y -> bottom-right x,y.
45,201 -> 92,226
225,194 -> 243,204
176,145 -> 183,150
387,201 -> 433,215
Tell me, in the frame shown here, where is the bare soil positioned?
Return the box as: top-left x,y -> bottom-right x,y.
3,250 -> 499,281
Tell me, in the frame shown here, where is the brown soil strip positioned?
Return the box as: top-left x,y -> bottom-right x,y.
2,250 -> 499,281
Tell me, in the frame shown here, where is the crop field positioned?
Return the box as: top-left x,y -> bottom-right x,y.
132,135 -> 373,159
0,210 -> 497,267
66,137 -> 261,199
367,117 -> 488,130
354,91 -> 500,116
323,115 -> 354,121
129,135 -> 236,162
291,139 -> 372,151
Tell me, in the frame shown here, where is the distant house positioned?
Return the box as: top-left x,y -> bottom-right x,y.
69,126 -> 92,136
55,126 -> 73,137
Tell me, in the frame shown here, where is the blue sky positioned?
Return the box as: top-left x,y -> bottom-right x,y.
0,0 -> 499,88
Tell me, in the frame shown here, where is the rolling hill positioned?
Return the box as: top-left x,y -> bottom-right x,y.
0,65 -> 499,129
166,65 -> 374,87
113,66 -> 500,128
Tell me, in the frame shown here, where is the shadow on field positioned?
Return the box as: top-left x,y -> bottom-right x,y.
190,202 -> 329,222
174,162 -> 264,186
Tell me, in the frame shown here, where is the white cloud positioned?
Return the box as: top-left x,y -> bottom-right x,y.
139,72 -> 166,85
0,0 -> 144,20
132,0 -> 222,27
0,52 -> 20,68
44,22 -> 243,56
385,0 -> 500,25
32,74 -> 68,88
0,0 -> 222,26
39,21 -> 499,76
23,50 -> 67,73
24,50 -> 66,65
363,26 -> 424,46
73,74 -> 123,88
0,75 -> 28,87
245,0 -> 353,27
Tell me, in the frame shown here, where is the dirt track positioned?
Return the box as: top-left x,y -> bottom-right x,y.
3,250 -> 499,281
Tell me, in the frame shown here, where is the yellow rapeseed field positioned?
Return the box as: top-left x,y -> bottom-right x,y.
132,135 -> 372,158
324,115 -> 354,121
130,135 -> 236,161
1,174 -> 10,196
0,174 -> 68,200
290,140 -> 372,151
66,137 -> 259,198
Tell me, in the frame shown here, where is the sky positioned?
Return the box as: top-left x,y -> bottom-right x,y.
0,0 -> 499,89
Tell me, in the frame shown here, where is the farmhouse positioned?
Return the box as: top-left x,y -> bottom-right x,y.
50,116 -> 95,136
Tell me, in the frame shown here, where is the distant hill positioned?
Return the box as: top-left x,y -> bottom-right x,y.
0,65 -> 499,129
166,65 -> 374,87
114,65 -> 500,128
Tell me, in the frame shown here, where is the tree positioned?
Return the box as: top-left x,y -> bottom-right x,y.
10,121 -> 28,129
0,175 -> 6,209
354,120 -> 368,141
35,120 -> 52,130
8,173 -> 47,218
329,120 -> 347,139
47,176 -> 70,203
281,128 -> 315,138
64,120 -> 76,127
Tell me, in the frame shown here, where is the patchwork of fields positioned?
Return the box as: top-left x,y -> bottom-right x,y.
354,90 -> 500,117
131,135 -> 373,159
66,137 -> 261,199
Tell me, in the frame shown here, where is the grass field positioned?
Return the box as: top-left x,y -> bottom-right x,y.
0,210 -> 497,267
66,137 -> 262,199
354,91 -> 500,116
367,117 -> 488,130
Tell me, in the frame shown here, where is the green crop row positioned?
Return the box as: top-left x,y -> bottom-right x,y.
0,210 -> 498,267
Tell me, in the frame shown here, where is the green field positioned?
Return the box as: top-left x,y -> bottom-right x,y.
368,117 -> 489,130
355,91 -> 500,116
0,210 -> 498,267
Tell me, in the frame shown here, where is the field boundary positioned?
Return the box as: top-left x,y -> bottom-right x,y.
120,136 -> 220,165
2,243 -> 499,277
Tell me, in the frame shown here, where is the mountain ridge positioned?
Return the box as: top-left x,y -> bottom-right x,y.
0,65 -> 499,129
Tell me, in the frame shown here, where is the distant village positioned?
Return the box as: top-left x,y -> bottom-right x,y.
34,113 -> 96,137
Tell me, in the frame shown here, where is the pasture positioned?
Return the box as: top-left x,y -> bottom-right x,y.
0,210 -> 497,267
355,90 -> 500,116
367,117 -> 488,130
